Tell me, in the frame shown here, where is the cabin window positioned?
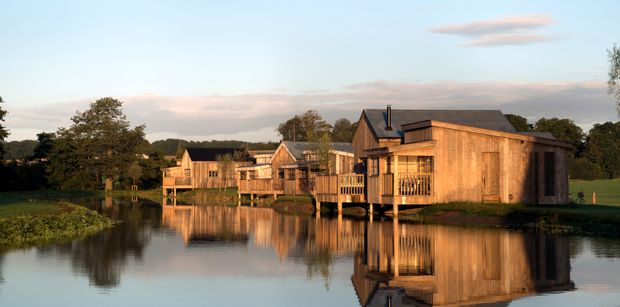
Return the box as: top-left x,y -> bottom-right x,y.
208,170 -> 218,178
278,169 -> 285,179
299,171 -> 307,179
398,156 -> 433,173
249,170 -> 256,179
287,169 -> 296,180
240,171 -> 247,180
183,169 -> 190,177
370,158 -> 379,176
544,152 -> 556,196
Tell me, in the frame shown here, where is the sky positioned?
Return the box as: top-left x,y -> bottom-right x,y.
1,0 -> 619,142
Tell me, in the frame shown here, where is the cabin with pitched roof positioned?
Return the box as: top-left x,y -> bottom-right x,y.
236,141 -> 356,198
315,107 -> 571,215
163,147 -> 250,196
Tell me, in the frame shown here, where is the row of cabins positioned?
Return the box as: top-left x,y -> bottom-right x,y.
163,107 -> 570,213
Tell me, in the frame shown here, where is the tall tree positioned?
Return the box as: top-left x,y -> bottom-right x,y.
608,44 -> 620,116
314,132 -> 333,175
331,118 -> 358,142
48,97 -> 146,190
0,96 -> 9,159
30,132 -> 55,160
584,121 -> 620,179
504,114 -> 532,132
533,117 -> 584,152
277,110 -> 331,142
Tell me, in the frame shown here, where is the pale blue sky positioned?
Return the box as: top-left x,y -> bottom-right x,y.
1,0 -> 619,141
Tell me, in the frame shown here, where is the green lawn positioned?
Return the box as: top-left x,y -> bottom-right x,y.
570,179 -> 620,205
0,191 -> 114,248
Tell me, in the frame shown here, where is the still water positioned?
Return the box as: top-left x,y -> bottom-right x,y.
1,197 -> 619,306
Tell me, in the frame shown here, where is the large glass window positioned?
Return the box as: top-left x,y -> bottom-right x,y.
397,156 -> 433,173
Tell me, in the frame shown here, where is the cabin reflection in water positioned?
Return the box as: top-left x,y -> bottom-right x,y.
161,205 -> 572,306
355,220 -> 573,306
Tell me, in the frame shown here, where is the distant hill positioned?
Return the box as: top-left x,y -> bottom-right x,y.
3,140 -> 37,160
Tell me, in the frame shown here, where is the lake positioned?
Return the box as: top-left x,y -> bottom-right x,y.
1,197 -> 619,306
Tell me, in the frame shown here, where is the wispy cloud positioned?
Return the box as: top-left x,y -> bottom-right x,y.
431,14 -> 556,47
5,80 -> 615,142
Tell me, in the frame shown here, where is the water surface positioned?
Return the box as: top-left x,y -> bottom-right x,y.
1,197 -> 619,306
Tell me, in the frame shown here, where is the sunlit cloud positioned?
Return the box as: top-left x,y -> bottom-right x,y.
431,14 -> 556,47
5,80 -> 615,142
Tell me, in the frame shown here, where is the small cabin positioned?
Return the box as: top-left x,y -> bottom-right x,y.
163,147 -> 249,196
237,141 -> 355,197
315,107 -> 571,214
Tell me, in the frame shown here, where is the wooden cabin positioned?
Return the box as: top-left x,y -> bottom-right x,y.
237,141 -> 355,198
162,148 -> 250,196
315,107 -> 571,214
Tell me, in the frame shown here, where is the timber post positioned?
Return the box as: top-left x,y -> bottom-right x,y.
392,154 -> 399,217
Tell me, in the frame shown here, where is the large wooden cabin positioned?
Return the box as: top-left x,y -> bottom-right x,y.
315,107 -> 571,215
163,147 -> 249,196
236,141 -> 355,198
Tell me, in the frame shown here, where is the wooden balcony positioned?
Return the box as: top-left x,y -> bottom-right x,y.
315,174 -> 366,203
382,172 -> 433,204
163,176 -> 193,188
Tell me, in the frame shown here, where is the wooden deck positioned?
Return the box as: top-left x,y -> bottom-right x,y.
315,174 -> 366,203
238,178 -> 285,195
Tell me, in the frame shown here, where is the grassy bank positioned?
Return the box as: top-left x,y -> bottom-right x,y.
570,179 -> 620,205
0,195 -> 114,248
399,202 -> 620,236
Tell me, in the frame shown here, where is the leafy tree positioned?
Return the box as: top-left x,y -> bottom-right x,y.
127,162 -> 143,187
584,121 -> 620,179
0,96 -> 8,159
533,117 -> 585,152
216,153 -> 235,191
48,97 -> 146,190
277,110 -> 331,142
331,118 -> 357,142
314,132 -> 333,175
504,114 -> 532,132
3,140 -> 37,160
608,44 -> 620,116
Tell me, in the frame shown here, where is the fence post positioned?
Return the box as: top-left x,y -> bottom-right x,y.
592,192 -> 596,205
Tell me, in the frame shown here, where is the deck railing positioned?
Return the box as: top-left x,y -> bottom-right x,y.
398,173 -> 432,196
382,173 -> 432,196
239,178 -> 284,193
315,174 -> 366,196
339,174 -> 365,195
163,176 -> 192,186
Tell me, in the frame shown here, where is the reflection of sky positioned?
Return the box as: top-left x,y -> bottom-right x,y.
0,229 -> 359,307
1,226 -> 620,306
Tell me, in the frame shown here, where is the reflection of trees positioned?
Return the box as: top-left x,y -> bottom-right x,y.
39,197 -> 162,288
570,237 -> 585,259
590,237 -> 620,259
303,246 -> 333,289
0,252 -> 4,285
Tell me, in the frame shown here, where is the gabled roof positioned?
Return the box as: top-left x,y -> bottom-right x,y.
185,147 -> 245,161
363,109 -> 516,139
280,141 -> 354,160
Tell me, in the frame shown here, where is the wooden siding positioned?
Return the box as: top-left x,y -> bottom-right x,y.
352,114 -> 380,159
430,125 -> 568,204
404,127 -> 432,143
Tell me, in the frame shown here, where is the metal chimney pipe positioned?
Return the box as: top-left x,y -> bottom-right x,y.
386,105 -> 392,130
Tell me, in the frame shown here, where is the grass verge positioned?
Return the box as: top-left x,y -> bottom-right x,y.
399,202 -> 620,236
